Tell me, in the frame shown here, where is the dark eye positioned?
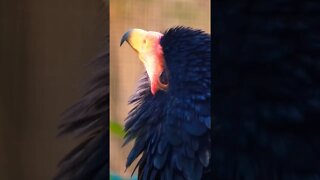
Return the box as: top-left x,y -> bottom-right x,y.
160,70 -> 168,85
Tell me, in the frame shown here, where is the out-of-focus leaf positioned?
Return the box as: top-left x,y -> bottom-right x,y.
110,120 -> 125,138
110,172 -> 123,180
110,171 -> 138,180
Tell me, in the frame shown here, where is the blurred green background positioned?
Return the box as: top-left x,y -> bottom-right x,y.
110,0 -> 210,177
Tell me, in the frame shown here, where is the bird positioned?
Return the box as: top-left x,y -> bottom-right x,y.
213,1 -> 320,179
120,26 -> 211,180
54,52 -> 109,180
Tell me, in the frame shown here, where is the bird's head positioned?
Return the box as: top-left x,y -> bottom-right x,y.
120,28 -> 168,95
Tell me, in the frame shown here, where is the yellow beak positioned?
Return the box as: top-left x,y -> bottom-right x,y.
120,28 -> 167,95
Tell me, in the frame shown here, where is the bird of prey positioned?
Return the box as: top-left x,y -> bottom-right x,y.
120,27 -> 211,180
54,52 -> 109,180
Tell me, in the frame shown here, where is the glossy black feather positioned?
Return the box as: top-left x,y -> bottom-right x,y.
54,52 -> 109,180
124,27 -> 211,180
214,1 -> 320,179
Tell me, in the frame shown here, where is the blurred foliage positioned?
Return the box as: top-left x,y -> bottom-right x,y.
110,171 -> 138,180
110,120 -> 125,138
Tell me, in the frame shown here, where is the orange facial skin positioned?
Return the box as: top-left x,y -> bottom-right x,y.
121,29 -> 168,95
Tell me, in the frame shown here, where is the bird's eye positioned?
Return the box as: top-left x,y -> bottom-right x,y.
143,39 -> 146,44
159,70 -> 168,85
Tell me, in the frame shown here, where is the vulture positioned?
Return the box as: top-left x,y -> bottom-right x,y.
54,52 -> 109,180
52,1 -> 320,179
213,1 -> 320,179
120,26 -> 211,180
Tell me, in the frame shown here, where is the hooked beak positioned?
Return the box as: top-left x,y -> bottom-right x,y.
120,28 -> 167,95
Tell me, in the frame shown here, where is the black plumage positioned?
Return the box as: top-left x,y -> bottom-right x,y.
123,27 -> 211,180
54,52 -> 109,180
214,1 -> 320,179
